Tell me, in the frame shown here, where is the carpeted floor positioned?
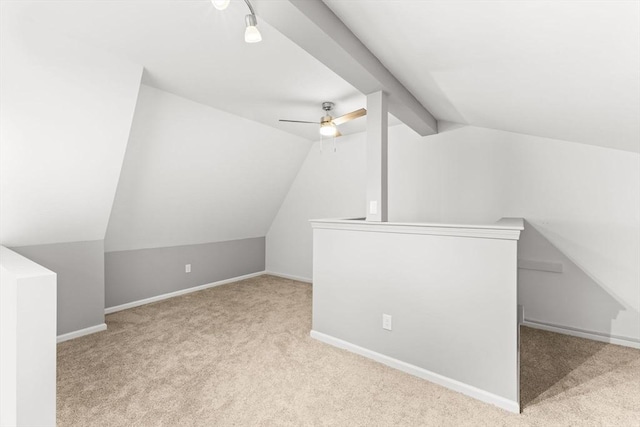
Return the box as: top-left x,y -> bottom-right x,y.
57,275 -> 640,426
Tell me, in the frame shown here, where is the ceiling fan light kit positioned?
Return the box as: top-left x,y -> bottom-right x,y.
213,0 -> 261,43
279,101 -> 367,142
320,121 -> 338,137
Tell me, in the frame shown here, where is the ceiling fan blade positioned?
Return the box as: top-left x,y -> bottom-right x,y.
279,119 -> 320,124
335,129 -> 343,138
332,108 -> 366,126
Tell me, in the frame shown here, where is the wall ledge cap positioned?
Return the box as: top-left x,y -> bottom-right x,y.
309,217 -> 523,240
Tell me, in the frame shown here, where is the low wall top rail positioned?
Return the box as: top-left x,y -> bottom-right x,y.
309,217 -> 524,241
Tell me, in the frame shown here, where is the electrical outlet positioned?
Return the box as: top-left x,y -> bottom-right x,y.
185,264 -> 191,273
369,201 -> 378,215
382,314 -> 392,331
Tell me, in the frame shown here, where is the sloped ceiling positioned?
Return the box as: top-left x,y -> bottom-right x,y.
0,9 -> 143,247
8,1 -> 636,152
325,0 -> 640,152
105,85 -> 312,252
7,0 -> 372,141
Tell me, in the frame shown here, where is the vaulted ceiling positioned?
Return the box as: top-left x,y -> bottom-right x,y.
325,0 -> 640,152
0,11 -> 143,246
8,1 -> 637,151
2,0 -> 638,253
7,0 -> 374,141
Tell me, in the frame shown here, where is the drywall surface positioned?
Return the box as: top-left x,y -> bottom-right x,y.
0,265 -> 17,427
0,11 -> 143,247
105,237 -> 265,308
10,241 -> 105,336
417,123 -> 639,343
105,85 -> 311,252
311,222 -> 520,408
266,133 -> 367,280
267,122 -> 640,343
326,1 -> 640,153
1,247 -> 56,427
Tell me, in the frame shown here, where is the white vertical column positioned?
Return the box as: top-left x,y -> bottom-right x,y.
366,91 -> 388,222
0,247 -> 56,427
1,267 -> 18,427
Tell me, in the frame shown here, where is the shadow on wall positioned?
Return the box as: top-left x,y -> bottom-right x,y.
518,220 -> 633,340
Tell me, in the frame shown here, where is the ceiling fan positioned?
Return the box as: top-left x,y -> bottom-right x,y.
279,102 -> 366,138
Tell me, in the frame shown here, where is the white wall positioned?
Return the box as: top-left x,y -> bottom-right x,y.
1,247 -> 57,427
266,122 -> 640,343
105,85 -> 312,252
266,133 -> 367,280
0,266 -> 17,427
0,12 -> 143,247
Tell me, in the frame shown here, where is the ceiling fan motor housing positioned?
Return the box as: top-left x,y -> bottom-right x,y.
322,101 -> 335,112
279,101 -> 365,139
321,102 -> 335,123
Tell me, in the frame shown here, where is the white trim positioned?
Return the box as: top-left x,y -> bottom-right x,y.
523,319 -> 640,349
517,259 -> 563,273
104,271 -> 266,314
309,217 -> 523,241
57,323 -> 107,343
310,330 -> 520,414
265,271 -> 312,284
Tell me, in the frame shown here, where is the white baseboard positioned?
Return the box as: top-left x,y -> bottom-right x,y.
265,271 -> 312,284
104,271 -> 266,315
310,330 -> 520,414
57,323 -> 107,343
522,319 -> 640,349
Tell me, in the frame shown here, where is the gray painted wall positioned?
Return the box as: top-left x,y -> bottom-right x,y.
105,237 -> 265,308
268,123 -> 640,343
10,240 -> 105,336
312,223 -> 520,406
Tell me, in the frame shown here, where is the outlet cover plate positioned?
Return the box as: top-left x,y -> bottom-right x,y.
382,314 -> 392,331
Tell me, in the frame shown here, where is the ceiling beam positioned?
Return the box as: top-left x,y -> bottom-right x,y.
253,0 -> 437,136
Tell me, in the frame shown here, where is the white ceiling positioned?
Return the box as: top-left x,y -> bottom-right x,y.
1,12 -> 143,246
5,1 -> 639,151
326,0 -> 640,152
105,85 -> 312,252
7,0 -> 374,141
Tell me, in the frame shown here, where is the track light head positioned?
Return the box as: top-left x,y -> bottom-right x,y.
213,0 -> 262,43
244,14 -> 262,43
211,0 -> 230,11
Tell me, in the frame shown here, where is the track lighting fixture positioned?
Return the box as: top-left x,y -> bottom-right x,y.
211,0 -> 230,11
213,0 -> 262,43
244,13 -> 262,43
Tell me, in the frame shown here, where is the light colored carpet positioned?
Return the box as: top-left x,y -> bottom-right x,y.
57,275 -> 640,426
